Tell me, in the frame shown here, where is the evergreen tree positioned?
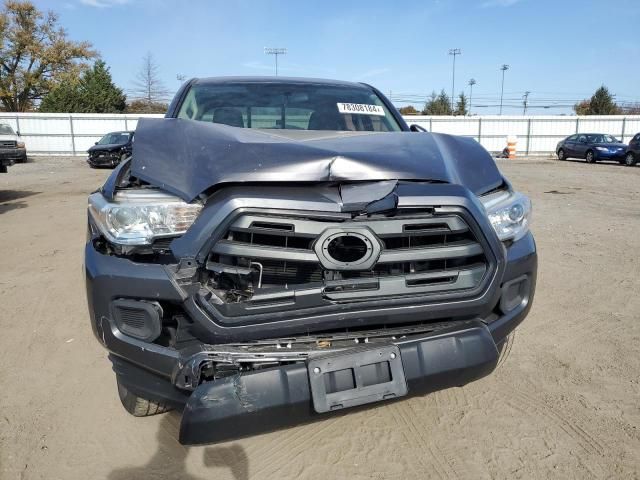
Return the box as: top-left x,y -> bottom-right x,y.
455,92 -> 468,116
40,61 -> 126,113
423,90 -> 452,115
573,86 -> 619,115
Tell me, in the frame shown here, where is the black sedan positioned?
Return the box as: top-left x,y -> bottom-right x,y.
87,131 -> 134,168
556,133 -> 627,164
625,132 -> 639,166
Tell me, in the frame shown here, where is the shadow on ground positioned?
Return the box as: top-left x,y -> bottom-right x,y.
107,413 -> 249,480
0,190 -> 40,215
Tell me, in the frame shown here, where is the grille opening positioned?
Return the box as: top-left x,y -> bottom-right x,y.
406,275 -> 457,287
403,222 -> 449,232
250,221 -> 294,232
231,230 -> 313,250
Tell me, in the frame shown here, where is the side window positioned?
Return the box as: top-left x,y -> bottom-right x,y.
634,134 -> 640,143
577,135 -> 587,143
567,135 -> 577,141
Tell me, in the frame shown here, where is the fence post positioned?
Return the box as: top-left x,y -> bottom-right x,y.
429,117 -> 433,132
69,115 -> 76,156
478,118 -> 482,144
621,117 -> 626,142
526,118 -> 531,156
575,117 -> 579,134
15,114 -> 21,135
124,116 -> 129,131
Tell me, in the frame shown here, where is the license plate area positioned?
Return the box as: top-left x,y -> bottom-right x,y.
308,344 -> 407,413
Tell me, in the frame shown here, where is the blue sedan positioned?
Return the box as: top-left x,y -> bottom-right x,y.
556,133 -> 627,164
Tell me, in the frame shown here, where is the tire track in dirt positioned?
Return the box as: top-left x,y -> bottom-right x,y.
390,402 -> 457,479
247,417 -> 342,479
497,380 -> 607,476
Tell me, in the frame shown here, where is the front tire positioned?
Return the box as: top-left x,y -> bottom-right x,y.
625,152 -> 637,166
585,150 -> 596,163
557,148 -> 566,160
117,378 -> 172,417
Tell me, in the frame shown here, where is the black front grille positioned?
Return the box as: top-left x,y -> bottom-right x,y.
0,140 -> 16,148
208,210 -> 490,301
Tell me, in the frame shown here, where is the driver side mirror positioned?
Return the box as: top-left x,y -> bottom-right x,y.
410,124 -> 427,132
95,142 -> 98,145
16,130 -> 20,136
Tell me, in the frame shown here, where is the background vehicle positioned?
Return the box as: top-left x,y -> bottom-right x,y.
87,131 -> 134,168
86,77 -> 537,444
625,133 -> 639,166
556,133 -> 627,164
0,123 -> 27,171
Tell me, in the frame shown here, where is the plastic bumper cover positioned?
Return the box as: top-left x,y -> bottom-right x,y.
179,320 -> 499,444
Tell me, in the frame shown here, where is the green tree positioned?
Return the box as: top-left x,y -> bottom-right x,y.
455,92 -> 468,116
573,86 -> 619,115
422,90 -> 452,115
0,0 -> 96,111
40,60 -> 126,113
398,105 -> 419,115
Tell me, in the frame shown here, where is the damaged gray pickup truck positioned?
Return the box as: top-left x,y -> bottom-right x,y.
85,77 -> 536,444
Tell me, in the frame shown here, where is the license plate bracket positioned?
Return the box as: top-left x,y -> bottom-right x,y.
308,344 -> 407,413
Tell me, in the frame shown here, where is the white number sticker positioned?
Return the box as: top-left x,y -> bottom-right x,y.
336,103 -> 385,116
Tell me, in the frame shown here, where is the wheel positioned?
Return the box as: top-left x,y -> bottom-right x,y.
117,378 -> 171,417
585,150 -> 595,163
557,148 -> 566,160
625,152 -> 637,166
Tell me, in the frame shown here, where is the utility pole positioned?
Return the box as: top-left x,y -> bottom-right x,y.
499,64 -> 509,115
468,78 -> 476,116
448,48 -> 461,113
176,74 -> 186,83
264,47 -> 287,76
522,91 -> 531,115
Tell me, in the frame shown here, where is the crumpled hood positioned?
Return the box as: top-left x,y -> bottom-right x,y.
131,118 -> 503,202
88,143 -> 125,153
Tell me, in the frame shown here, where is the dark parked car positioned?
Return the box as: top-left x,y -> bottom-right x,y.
87,131 -> 134,168
0,123 -> 27,172
556,133 -> 627,164
85,77 -> 537,444
625,132 -> 639,166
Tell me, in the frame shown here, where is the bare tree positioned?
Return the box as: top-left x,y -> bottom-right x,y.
131,52 -> 169,104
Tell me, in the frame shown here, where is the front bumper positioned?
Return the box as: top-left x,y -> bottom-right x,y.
86,225 -> 536,444
87,153 -> 119,167
594,149 -> 625,160
0,148 -> 26,161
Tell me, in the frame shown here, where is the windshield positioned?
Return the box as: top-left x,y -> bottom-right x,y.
0,124 -> 15,135
176,82 -> 402,132
587,134 -> 619,143
98,132 -> 130,145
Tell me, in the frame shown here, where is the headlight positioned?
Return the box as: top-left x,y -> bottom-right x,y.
480,191 -> 532,242
88,189 -> 203,245
595,146 -> 608,152
16,141 -> 25,148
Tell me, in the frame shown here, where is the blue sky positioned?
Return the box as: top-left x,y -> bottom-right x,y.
33,0 -> 640,114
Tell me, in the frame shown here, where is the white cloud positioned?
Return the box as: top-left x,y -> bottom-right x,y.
481,0 -> 522,7
79,0 -> 130,8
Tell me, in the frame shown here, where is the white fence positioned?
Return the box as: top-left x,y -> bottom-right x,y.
0,113 -> 163,156
1,112 -> 639,156
406,115 -> 640,155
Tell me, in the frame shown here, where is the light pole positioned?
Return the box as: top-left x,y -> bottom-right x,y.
448,48 -> 461,113
522,91 -> 531,115
264,47 -> 287,76
499,64 -> 509,115
176,74 -> 186,83
468,78 -> 476,116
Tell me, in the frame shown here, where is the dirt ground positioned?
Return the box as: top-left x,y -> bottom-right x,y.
1,155 -> 639,480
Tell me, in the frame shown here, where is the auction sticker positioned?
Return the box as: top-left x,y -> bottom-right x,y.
337,103 -> 385,116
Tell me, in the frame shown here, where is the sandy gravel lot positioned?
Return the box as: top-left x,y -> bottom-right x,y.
1,156 -> 639,480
